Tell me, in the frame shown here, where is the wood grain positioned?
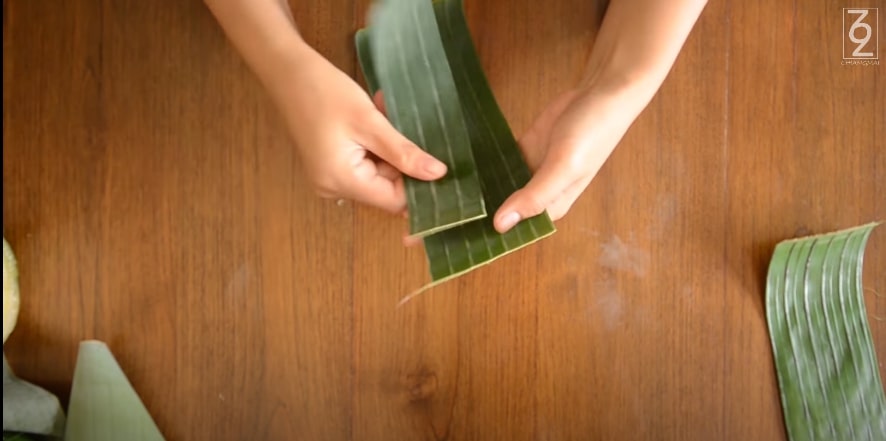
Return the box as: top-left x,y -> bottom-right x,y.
3,0 -> 883,440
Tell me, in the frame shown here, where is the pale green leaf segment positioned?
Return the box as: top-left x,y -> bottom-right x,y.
65,341 -> 165,441
357,0 -> 556,291
765,222 -> 886,441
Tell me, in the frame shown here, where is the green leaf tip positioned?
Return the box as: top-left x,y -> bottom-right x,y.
765,221 -> 886,441
357,0 -> 556,299
65,340 -> 165,441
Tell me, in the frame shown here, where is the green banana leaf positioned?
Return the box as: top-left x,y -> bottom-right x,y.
358,0 -> 556,297
65,341 -> 165,441
765,222 -> 886,441
355,29 -> 378,95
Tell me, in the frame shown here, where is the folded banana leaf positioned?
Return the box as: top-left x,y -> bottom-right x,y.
65,341 -> 165,441
765,222 -> 886,441
358,0 -> 556,297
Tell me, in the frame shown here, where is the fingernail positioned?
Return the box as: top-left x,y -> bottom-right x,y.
496,211 -> 521,232
423,159 -> 447,176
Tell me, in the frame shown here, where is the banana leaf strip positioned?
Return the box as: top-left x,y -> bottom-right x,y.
366,0 -> 487,237
357,0 -> 556,298
765,222 -> 886,441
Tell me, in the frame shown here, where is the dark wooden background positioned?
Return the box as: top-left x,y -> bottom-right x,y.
3,0 -> 884,440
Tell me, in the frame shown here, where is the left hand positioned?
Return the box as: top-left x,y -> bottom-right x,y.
493,83 -> 647,233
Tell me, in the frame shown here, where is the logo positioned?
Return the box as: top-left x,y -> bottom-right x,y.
843,8 -> 879,63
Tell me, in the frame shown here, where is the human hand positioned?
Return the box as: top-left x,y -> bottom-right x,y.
275,47 -> 447,214
493,83 -> 648,233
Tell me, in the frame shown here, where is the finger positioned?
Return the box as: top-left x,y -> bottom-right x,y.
372,90 -> 387,115
395,204 -> 420,247
402,233 -> 422,247
546,175 -> 592,221
338,157 -> 408,213
400,211 -> 423,246
493,154 -> 583,233
376,161 -> 401,181
518,90 -> 583,170
359,113 -> 448,182
400,208 -> 422,246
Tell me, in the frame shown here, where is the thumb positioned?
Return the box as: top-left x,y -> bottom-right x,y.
493,155 -> 580,233
362,112 -> 448,181
372,90 -> 387,114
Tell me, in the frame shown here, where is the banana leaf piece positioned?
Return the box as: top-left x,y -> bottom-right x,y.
367,0 -> 487,237
65,341 -> 165,441
765,222 -> 886,441
358,0 -> 556,298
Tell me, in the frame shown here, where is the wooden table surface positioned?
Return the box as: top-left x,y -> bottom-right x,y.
3,0 -> 884,440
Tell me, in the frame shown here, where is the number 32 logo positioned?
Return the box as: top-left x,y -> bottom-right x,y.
844,8 -> 878,60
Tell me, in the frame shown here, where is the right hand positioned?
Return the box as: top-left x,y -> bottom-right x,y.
273,46 -> 447,214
